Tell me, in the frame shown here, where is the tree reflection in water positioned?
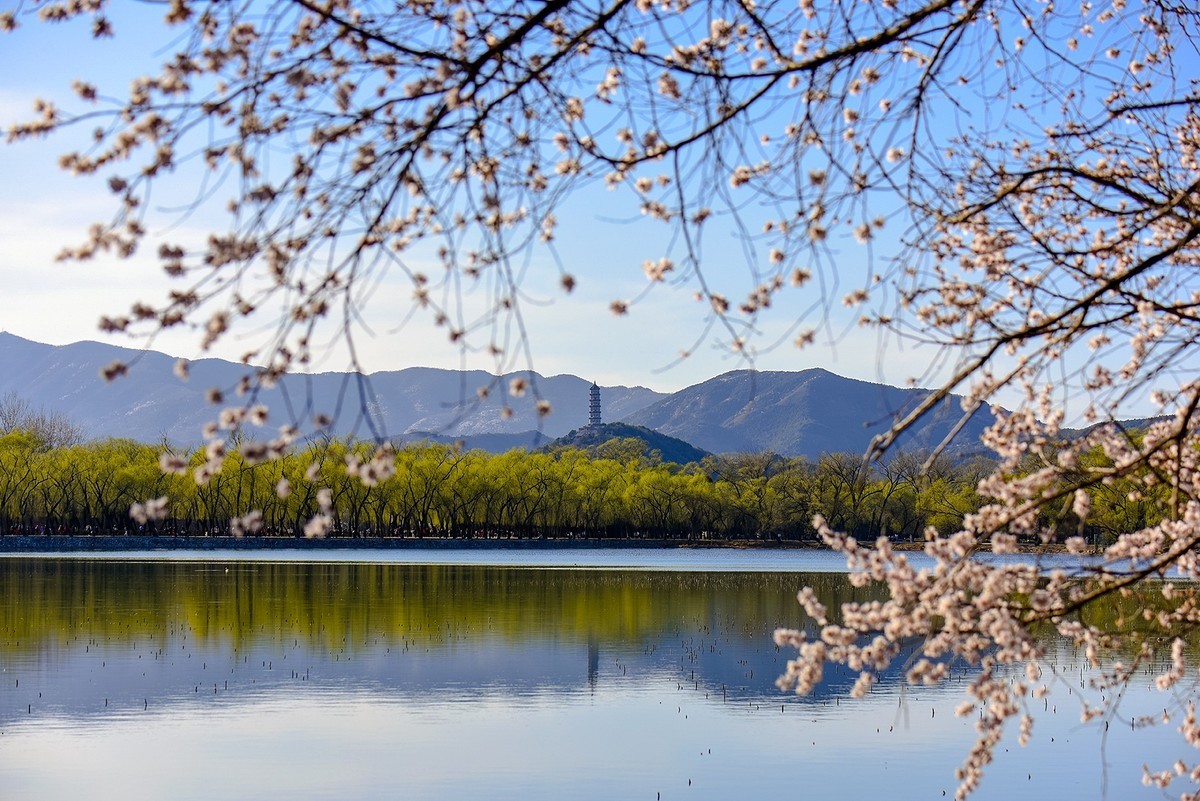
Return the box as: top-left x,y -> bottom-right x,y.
0,556 -> 1189,800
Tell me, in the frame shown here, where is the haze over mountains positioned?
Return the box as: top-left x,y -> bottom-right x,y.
625,369 -> 996,459
0,332 -> 997,459
0,333 -> 663,447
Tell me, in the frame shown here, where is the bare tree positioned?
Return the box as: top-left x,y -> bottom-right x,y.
5,0 -> 1200,796
0,391 -> 84,448
0,392 -> 31,434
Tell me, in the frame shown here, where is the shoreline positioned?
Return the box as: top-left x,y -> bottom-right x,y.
0,535 -> 810,553
0,535 -> 1097,555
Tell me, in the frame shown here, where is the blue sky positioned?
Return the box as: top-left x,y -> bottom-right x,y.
0,5 -> 1034,401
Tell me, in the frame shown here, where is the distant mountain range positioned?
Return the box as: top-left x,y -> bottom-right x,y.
0,333 -> 664,446
0,332 -> 997,459
624,369 -> 997,460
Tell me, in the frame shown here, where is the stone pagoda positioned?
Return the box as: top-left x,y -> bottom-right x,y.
588,382 -> 601,427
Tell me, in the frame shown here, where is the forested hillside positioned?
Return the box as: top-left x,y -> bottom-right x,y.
549,423 -> 709,465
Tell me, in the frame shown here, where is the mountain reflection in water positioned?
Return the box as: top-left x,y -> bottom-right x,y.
0,556 -> 1189,801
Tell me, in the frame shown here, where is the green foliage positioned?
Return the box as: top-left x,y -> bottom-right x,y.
551,424 -> 708,466
0,427 -> 1173,543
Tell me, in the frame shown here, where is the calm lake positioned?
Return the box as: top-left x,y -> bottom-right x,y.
0,550 -> 1187,800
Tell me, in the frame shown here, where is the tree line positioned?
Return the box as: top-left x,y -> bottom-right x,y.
0,425 -> 1165,545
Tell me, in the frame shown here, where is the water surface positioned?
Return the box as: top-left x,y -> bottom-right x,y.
0,553 -> 1186,800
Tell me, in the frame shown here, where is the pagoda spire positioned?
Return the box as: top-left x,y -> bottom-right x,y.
588,381 -> 602,427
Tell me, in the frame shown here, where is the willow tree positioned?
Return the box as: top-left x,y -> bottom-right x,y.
5,0 -> 1200,796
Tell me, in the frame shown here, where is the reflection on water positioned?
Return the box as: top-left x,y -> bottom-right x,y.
0,557 -> 1188,800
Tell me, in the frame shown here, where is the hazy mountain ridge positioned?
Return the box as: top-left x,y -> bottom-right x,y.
623,368 -> 997,461
0,333 -> 996,458
0,333 -> 666,445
